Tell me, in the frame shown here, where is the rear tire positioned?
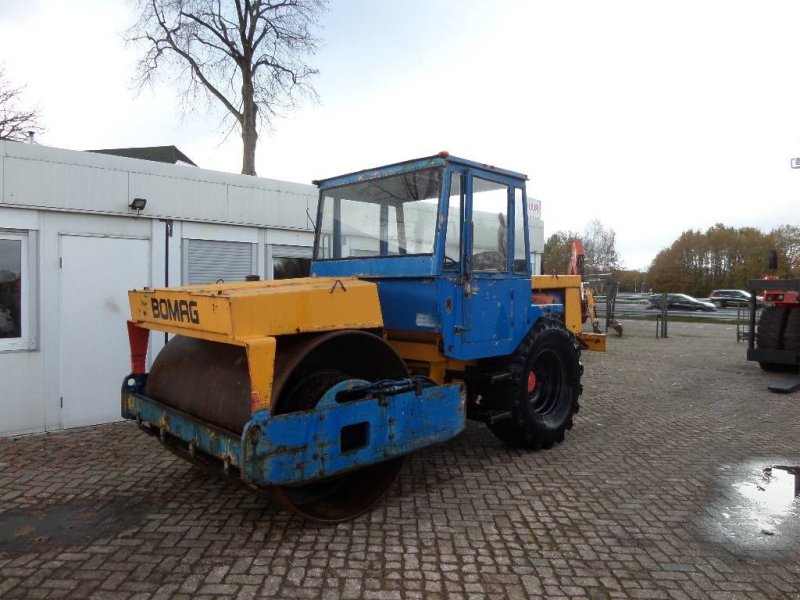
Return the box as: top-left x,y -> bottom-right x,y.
487,322 -> 582,449
784,307 -> 800,352
757,306 -> 789,350
756,306 -> 797,373
775,307 -> 800,373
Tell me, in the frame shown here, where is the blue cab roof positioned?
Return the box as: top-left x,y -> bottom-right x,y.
312,153 -> 529,190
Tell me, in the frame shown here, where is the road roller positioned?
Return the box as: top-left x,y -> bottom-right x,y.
122,153 -> 595,521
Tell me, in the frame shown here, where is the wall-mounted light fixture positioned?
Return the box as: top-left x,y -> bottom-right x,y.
129,197 -> 147,214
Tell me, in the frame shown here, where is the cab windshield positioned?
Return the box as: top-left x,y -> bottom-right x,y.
315,168 -> 442,260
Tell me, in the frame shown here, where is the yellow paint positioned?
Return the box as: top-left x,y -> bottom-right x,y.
562,287 -> 584,336
128,277 -> 383,414
388,338 -> 473,385
532,274 -> 606,352
245,337 -> 277,411
583,287 -> 602,333
532,275 -> 583,335
128,277 -> 383,341
578,333 -> 607,352
532,274 -> 583,290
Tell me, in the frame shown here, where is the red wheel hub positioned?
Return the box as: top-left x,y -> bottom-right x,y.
527,370 -> 537,393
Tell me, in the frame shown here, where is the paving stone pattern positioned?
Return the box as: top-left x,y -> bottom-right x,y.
1,320 -> 799,599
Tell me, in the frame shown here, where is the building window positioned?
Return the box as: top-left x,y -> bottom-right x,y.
0,232 -> 31,351
183,239 -> 256,284
271,245 -> 312,280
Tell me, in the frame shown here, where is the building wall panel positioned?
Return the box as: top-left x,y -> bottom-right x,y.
3,157 -> 128,212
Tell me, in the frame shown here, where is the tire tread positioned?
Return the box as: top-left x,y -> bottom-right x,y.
486,320 -> 583,449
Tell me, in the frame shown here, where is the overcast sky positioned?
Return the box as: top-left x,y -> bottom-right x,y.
1,0 -> 799,269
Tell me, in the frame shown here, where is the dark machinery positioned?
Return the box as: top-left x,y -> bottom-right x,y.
747,278 -> 800,373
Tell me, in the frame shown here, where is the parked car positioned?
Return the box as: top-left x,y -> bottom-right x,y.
647,293 -> 718,312
708,289 -> 762,308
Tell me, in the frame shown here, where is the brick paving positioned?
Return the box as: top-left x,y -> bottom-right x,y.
1,319 -> 800,599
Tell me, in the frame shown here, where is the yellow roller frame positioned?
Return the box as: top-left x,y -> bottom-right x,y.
532,274 -> 606,352
387,336 -> 473,385
128,277 -> 384,410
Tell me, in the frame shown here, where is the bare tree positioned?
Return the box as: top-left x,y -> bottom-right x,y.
127,0 -> 327,175
543,221 -> 621,275
0,65 -> 42,142
582,219 -> 621,273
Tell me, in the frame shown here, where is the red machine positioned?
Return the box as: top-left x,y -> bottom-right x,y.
747,278 -> 800,373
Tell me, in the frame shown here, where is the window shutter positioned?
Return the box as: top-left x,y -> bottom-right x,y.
272,244 -> 312,259
185,239 -> 254,284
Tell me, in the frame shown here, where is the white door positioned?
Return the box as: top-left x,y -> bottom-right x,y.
59,235 -> 150,429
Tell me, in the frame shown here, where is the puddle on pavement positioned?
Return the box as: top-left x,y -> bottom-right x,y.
0,499 -> 148,555
734,466 -> 800,525
705,463 -> 800,554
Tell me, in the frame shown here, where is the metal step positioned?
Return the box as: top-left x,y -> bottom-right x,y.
463,370 -> 511,386
768,377 -> 800,394
467,409 -> 513,425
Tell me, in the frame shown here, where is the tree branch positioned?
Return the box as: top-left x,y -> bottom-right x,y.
0,65 -> 43,141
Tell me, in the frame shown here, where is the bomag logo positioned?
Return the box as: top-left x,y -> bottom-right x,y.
150,298 -> 200,324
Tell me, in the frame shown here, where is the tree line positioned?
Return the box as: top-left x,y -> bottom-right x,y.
543,222 -> 800,296
647,223 -> 799,296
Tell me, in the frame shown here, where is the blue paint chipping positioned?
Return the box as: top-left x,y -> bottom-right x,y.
122,377 -> 465,486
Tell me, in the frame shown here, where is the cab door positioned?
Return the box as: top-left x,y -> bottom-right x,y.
446,171 -> 531,360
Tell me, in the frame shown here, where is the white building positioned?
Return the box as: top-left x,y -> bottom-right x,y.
0,142 -> 545,437
0,141 -> 316,436
528,196 -> 544,275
